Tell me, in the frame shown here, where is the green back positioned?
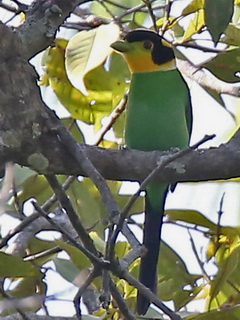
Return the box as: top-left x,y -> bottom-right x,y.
125,69 -> 192,152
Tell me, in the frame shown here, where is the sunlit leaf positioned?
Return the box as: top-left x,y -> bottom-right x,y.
42,40 -> 128,130
166,209 -> 217,230
205,0 -> 234,44
208,242 -> 240,308
57,241 -> 91,271
89,231 -> 105,253
182,9 -> 205,42
65,24 -> 120,95
156,16 -> 178,29
91,0 -> 142,19
115,241 -> 130,259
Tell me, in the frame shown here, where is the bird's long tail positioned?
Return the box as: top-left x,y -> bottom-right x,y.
137,183 -> 168,315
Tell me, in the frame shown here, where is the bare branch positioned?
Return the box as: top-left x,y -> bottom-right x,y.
178,59 -> 240,97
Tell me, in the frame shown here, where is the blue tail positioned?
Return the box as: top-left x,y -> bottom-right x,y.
137,183 -> 168,315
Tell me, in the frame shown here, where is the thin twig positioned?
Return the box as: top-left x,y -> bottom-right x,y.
176,41 -> 225,53
31,201 -> 107,267
97,0 -> 115,19
109,278 -> 136,320
0,284 -> 30,320
187,230 -> 210,283
45,174 -> 99,256
113,267 -> 182,320
165,219 -> 209,234
216,192 -> 225,250
55,119 -> 121,223
160,0 -> 173,35
104,0 -> 130,10
92,97 -> 127,146
24,246 -> 62,262
74,268 -> 100,320
0,176 -> 75,249
116,1 -> 165,22
143,0 -> 158,32
100,270 -> 111,309
120,245 -> 143,269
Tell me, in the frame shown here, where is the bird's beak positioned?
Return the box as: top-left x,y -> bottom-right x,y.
110,40 -> 132,53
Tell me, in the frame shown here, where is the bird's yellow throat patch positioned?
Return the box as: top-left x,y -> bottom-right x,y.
122,48 -> 176,73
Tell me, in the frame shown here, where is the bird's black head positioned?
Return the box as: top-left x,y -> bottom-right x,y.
124,29 -> 175,65
111,29 -> 176,73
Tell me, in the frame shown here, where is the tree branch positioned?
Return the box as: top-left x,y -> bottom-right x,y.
177,59 -> 240,97
16,0 -> 90,58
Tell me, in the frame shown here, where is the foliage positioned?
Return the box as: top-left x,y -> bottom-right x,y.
1,0 -> 240,319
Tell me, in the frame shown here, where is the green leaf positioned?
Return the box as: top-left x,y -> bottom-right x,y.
9,273 -> 45,299
91,0 -> 141,19
115,241 -> 130,259
65,24 -> 120,95
28,238 -> 60,266
203,48 -> 240,83
67,178 -> 105,237
1,275 -> 45,315
89,232 -> 105,253
1,165 -> 36,218
182,0 -> 205,16
205,0 -> 234,44
61,118 -> 85,143
201,87 -> 225,108
158,241 -> 199,308
185,305 -> 240,319
166,209 -> 217,230
13,165 -> 36,188
18,174 -> 53,206
222,23 -> 240,46
54,257 -> 81,284
0,252 -> 35,277
144,306 -> 164,319
57,241 -> 91,271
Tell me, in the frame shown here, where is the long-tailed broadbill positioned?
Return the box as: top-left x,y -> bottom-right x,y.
111,29 -> 192,315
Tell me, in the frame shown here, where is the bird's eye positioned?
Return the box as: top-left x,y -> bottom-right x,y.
143,40 -> 153,50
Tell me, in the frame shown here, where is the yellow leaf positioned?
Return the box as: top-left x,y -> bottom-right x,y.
89,231 -> 105,253
208,244 -> 240,309
182,9 -> 205,42
41,41 -> 128,127
65,23 -> 120,95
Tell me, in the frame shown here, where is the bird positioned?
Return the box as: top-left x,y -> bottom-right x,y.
111,29 -> 192,315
